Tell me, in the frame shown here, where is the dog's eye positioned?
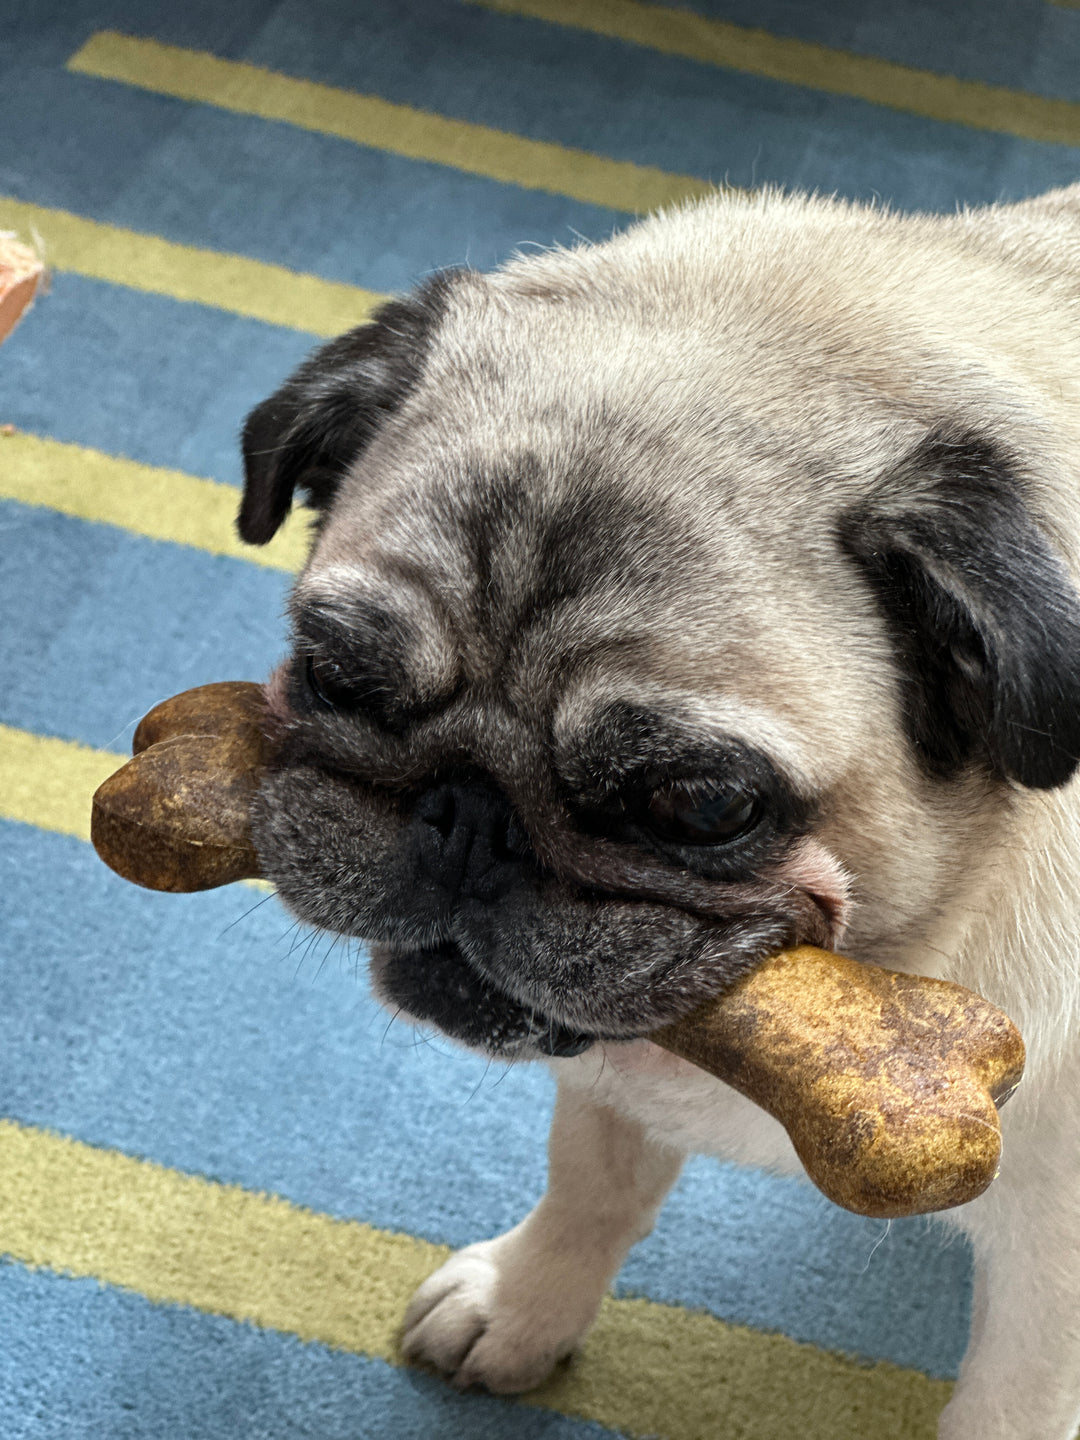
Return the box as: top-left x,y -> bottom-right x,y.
305,652 -> 356,709
644,778 -> 761,846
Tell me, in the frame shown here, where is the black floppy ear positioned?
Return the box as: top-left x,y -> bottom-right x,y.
839,429 -> 1080,789
237,273 -> 454,545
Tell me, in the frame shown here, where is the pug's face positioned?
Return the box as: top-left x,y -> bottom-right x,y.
238,198 -> 1080,1058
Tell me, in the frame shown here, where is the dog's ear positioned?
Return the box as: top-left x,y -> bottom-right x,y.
839,428 -> 1080,789
237,273 -> 454,545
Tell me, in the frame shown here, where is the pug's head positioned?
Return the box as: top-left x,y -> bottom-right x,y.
238,194 -> 1080,1058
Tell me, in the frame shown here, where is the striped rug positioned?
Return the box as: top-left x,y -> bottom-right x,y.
2,2 -> 1078,1436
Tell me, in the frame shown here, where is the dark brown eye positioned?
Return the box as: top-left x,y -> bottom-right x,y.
305,652 -> 355,709
645,779 -> 761,846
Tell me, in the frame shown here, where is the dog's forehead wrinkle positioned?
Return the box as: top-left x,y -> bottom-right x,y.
296,572 -> 421,645
553,677 -> 816,788
294,565 -> 461,697
310,465 -> 883,784
354,447 -> 716,678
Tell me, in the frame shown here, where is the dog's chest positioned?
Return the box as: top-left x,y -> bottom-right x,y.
559,1041 -> 804,1177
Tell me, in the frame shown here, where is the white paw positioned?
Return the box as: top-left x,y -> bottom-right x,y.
400,1237 -> 598,1394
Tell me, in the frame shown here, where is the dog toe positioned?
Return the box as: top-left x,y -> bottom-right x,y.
400,1241 -> 578,1394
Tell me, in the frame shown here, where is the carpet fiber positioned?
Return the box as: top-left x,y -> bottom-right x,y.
2,2 -> 1079,1436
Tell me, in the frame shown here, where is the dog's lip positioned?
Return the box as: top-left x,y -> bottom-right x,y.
532,1024 -> 595,1058
373,933 -> 780,1055
372,939 -> 600,1057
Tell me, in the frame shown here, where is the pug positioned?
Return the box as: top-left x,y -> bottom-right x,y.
237,183 -> 1080,1440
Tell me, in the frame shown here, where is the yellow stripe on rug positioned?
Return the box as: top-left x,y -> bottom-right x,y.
0,196 -> 382,336
0,431 -> 311,573
0,1119 -> 949,1439
0,726 -> 123,842
474,0 -> 1080,148
67,32 -> 713,215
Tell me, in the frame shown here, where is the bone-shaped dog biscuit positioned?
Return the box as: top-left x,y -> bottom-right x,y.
90,681 -> 1025,1218
651,948 -> 1022,1216
90,682 -> 269,892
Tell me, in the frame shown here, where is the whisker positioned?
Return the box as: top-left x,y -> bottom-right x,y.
464,1055 -> 495,1104
860,1219 -> 892,1273
380,1006 -> 405,1049
218,889 -> 278,938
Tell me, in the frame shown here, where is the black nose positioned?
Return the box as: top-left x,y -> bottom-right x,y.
412,780 -> 531,904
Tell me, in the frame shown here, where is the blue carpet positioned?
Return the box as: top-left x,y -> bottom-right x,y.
2,1 -> 1078,1436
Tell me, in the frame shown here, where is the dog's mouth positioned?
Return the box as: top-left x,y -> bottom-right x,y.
367,852 -> 848,1060
371,940 -> 602,1058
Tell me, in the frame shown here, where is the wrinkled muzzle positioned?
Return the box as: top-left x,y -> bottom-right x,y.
251,760 -> 822,1056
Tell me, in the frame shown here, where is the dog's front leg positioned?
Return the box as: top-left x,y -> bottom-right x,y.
938,1109 -> 1080,1440
400,1073 -> 684,1393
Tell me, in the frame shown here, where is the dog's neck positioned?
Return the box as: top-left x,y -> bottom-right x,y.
947,783 -> 1080,1079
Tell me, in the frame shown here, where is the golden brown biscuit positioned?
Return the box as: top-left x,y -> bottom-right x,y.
91,681 -> 268,892
652,946 -> 1024,1217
